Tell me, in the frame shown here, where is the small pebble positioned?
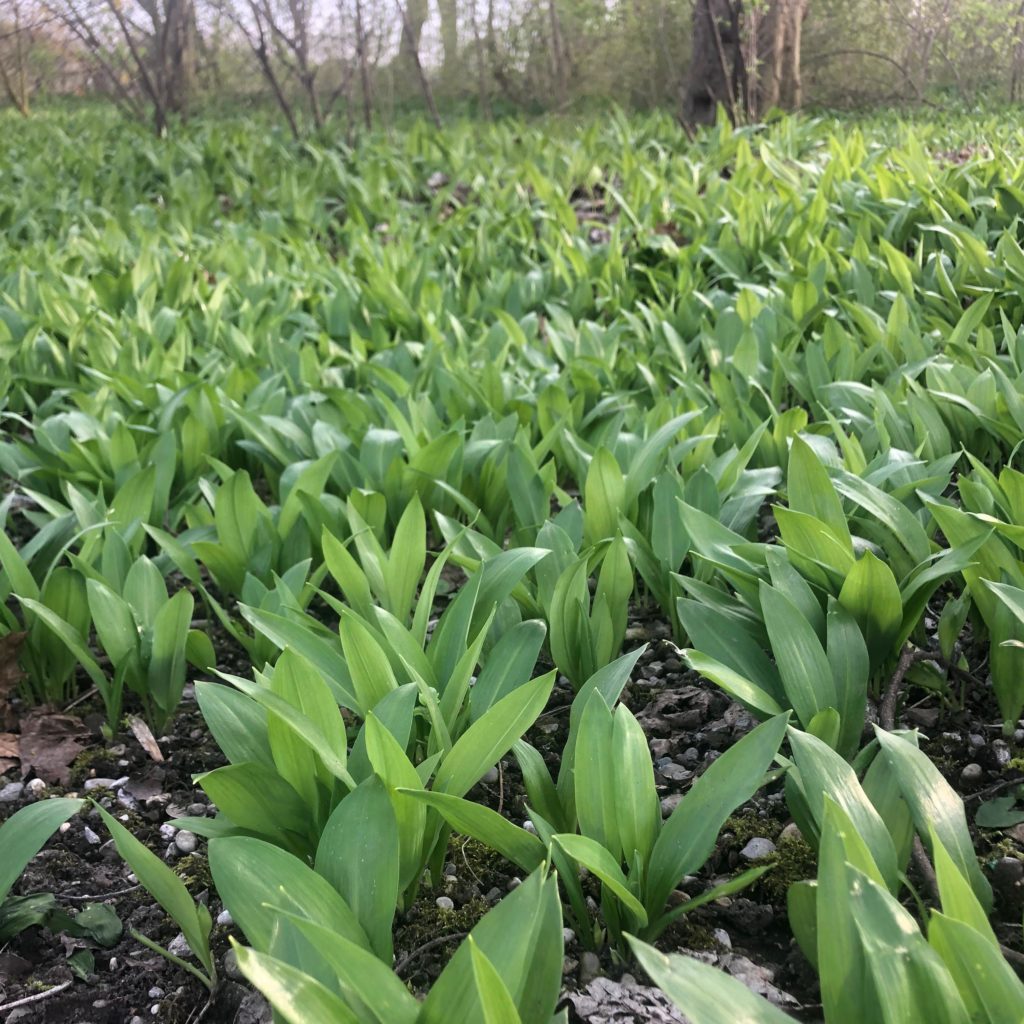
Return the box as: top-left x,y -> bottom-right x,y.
961,763 -> 984,784
779,822 -> 802,843
25,778 -> 46,797
713,928 -> 733,949
740,838 -> 777,861
649,739 -> 671,758
167,934 -> 191,957
0,781 -> 25,802
507,877 -> 522,891
481,766 -> 499,784
83,776 -> 128,791
148,987 -> 164,999
658,763 -> 691,782
969,734 -> 985,749
174,830 -> 198,854
620,973 -> 637,986
83,826 -> 101,845
993,740 -> 1012,768
159,823 -> 178,841
660,794 -> 684,817
216,909 -> 233,926
59,822 -> 71,834
578,951 -> 602,985
435,896 -> 455,911
130,1017 -> 144,1024
187,803 -> 207,817
562,928 -> 576,946
523,820 -> 537,834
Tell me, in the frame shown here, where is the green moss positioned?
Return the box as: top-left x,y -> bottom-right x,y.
721,813 -> 784,851
69,747 -> 118,787
753,834 -> 818,905
176,853 -> 213,895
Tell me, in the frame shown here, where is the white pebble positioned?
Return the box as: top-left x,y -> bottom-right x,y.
174,830 -> 197,854
435,896 -> 455,911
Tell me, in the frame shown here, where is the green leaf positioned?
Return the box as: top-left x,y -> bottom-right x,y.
838,551 -> 902,668
400,789 -> 545,873
233,945 -> 360,1024
435,671 -> 555,798
875,728 -> 993,911
787,437 -> 853,552
760,581 -> 836,729
315,776 -> 399,962
628,938 -> 795,1023
645,714 -> 789,917
0,798 -> 83,904
95,803 -> 213,977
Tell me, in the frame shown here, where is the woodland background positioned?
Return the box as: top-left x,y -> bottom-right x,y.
1,0 -> 1022,135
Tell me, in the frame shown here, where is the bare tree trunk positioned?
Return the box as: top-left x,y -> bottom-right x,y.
395,0 -> 441,125
684,0 -> 805,125
547,0 -> 567,107
468,0 -> 490,117
165,0 -> 196,117
0,0 -> 31,115
1013,1 -> 1024,101
438,0 -> 458,79
354,0 -> 373,128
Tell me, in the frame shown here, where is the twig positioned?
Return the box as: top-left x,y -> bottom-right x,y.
879,645 -> 931,732
0,979 -> 72,1012
395,932 -> 468,978
63,686 -> 98,712
61,884 -> 141,902
1001,944 -> 1024,970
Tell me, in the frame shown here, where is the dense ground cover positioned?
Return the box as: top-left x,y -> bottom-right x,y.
3,106 -> 1024,1022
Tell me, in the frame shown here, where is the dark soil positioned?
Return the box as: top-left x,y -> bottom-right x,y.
2,605 -> 1023,1023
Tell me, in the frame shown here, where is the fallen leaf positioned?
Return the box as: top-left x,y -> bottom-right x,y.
0,731 -> 19,773
127,715 -> 164,763
19,710 -> 88,785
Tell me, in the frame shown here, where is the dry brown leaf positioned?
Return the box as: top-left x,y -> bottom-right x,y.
0,731 -> 19,773
19,710 -> 87,785
127,714 -> 164,763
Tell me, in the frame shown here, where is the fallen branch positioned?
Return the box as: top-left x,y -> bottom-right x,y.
395,933 -> 468,978
0,979 -> 72,1013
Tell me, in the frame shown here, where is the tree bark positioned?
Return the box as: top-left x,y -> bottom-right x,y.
438,0 -> 458,77
684,0 -> 806,125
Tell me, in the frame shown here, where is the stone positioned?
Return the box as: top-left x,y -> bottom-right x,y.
25,778 -> 46,797
83,776 -> 128,791
563,928 -> 576,946
167,933 -> 191,957
660,794 -> 684,817
174,830 -> 198,854
960,763 -> 984,784
83,826 -> 101,845
779,822 -> 802,843
713,928 -> 732,949
435,896 -> 454,911
481,766 -> 499,784
148,987 -> 164,999
159,823 -> 178,840
657,763 -> 691,782
217,909 -> 233,926
223,948 -> 244,980
0,781 -> 25,802
187,803 -> 207,817
739,838 -> 777,861
234,991 -> 273,1024
578,951 -> 602,986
